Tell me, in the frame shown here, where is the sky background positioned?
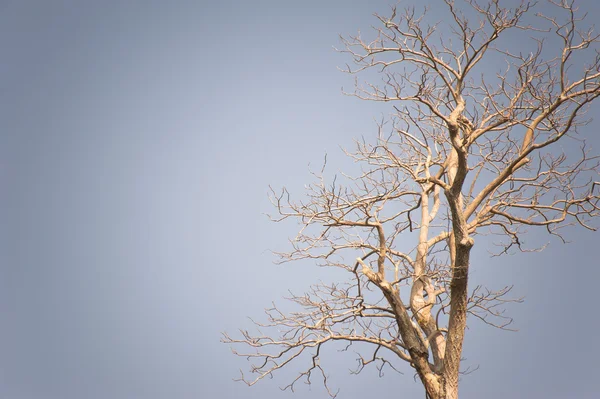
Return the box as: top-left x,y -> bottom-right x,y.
1,1 -> 599,398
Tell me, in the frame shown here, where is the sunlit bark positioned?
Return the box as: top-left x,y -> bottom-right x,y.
225,1 -> 600,398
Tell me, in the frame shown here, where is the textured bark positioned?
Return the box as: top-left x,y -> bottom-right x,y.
442,97 -> 473,398
443,236 -> 472,399
361,264 -> 443,398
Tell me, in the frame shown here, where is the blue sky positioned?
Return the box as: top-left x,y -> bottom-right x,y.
0,1 -> 599,398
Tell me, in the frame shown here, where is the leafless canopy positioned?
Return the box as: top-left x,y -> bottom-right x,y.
224,1 -> 600,398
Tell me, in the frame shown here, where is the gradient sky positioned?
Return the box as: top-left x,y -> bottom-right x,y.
1,1 -> 599,398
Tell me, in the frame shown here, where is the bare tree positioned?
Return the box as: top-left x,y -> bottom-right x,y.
223,1 -> 600,398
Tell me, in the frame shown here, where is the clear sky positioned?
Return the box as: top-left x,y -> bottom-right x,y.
0,1 -> 599,398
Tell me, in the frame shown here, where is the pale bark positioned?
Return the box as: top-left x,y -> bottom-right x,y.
225,1 -> 600,398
